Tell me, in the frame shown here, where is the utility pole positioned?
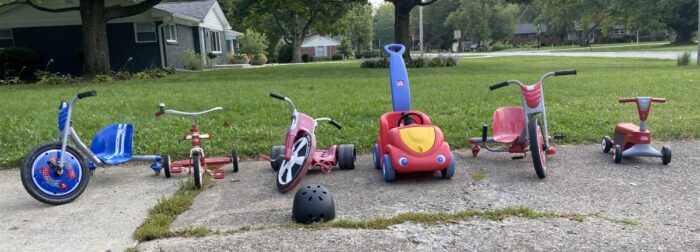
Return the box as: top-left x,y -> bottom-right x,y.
419,0 -> 424,56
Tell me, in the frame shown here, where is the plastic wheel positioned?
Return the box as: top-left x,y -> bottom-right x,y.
192,152 -> 203,189
277,133 -> 313,192
373,144 -> 380,170
440,152 -> 456,179
270,145 -> 285,171
20,142 -> 90,205
162,155 -> 171,178
528,118 -> 547,179
613,145 -> 622,163
602,136 -> 612,153
382,154 -> 396,182
231,148 -> 239,173
661,145 -> 672,165
337,144 -> 356,170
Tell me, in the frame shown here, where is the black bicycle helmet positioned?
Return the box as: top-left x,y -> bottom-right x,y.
292,184 -> 335,224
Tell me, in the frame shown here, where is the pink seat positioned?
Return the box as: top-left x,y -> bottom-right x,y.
492,107 -> 524,143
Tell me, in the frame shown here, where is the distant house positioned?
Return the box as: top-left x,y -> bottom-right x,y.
0,0 -> 240,75
511,23 -> 561,46
301,35 -> 340,60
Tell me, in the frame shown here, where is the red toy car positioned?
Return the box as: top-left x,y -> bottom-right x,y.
373,44 -> 455,182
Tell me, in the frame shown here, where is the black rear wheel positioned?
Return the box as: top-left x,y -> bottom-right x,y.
270,145 -> 285,171
613,145 -> 623,163
602,136 -> 612,153
231,148 -> 239,173
162,155 -> 171,178
661,146 -> 672,165
337,144 -> 356,170
192,152 -> 202,188
528,118 -> 547,179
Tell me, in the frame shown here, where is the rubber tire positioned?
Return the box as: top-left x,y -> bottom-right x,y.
270,145 -> 285,172
602,136 -> 612,153
373,144 -> 380,170
20,142 -> 90,205
162,155 -> 171,178
337,144 -> 356,170
277,134 -> 313,192
528,118 -> 547,179
382,154 -> 396,182
231,148 -> 239,173
613,145 -> 623,163
440,152 -> 456,179
661,145 -> 672,165
192,152 -> 202,189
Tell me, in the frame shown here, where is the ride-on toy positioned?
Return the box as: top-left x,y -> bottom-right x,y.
602,97 -> 671,165
373,44 -> 455,182
156,104 -> 238,188
267,93 -> 356,192
469,70 -> 576,179
21,91 -> 165,205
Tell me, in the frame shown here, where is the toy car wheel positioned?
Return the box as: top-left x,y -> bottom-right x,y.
373,144 -> 380,170
162,155 -> 171,178
440,152 -> 456,179
192,152 -> 203,189
337,144 -> 356,170
661,145 -> 672,165
382,154 -> 396,182
270,145 -> 285,171
231,148 -> 239,173
613,145 -> 622,163
20,142 -> 90,205
528,118 -> 547,179
602,136 -> 613,153
277,134 -> 313,192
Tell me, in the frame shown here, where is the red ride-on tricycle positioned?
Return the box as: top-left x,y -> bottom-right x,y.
469,70 -> 576,179
267,93 -> 356,192
156,103 -> 238,188
602,97 -> 671,165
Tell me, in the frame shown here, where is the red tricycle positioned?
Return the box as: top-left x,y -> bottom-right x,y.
469,70 -> 576,179
156,103 -> 238,188
602,97 -> 671,165
267,93 -> 355,192
373,44 -> 455,182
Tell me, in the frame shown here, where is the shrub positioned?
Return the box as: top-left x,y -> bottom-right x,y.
489,41 -> 513,52
302,54 -> 310,63
230,53 -> 250,64
360,57 -> 389,68
408,56 -> 429,68
428,56 -> 446,67
34,70 -> 77,85
250,54 -> 268,65
0,47 -> 39,80
239,28 -> 269,56
356,51 -> 383,59
338,39 -> 354,58
331,55 -> 344,61
360,55 -> 458,69
677,52 -> 691,66
277,44 -> 293,63
444,55 -> 459,67
183,50 -> 202,70
112,70 -> 132,81
93,74 -> 113,83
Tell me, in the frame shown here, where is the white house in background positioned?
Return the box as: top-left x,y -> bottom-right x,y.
300,35 -> 340,60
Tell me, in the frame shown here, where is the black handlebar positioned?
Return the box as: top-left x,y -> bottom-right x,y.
77,90 -> 96,99
554,69 -> 577,76
489,82 -> 509,91
329,120 -> 342,129
270,93 -> 285,100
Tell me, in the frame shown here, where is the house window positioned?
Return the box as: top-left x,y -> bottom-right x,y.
315,46 -> 326,57
134,22 -> 157,43
614,28 -> 625,35
210,31 -> 222,53
0,29 -> 13,48
164,24 -> 177,43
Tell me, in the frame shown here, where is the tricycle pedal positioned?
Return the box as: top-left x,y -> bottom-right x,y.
511,156 -> 525,160
171,167 -> 183,173
212,168 -> 225,179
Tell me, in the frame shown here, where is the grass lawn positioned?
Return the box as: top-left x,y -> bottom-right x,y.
1,56 -> 699,167
554,42 -> 697,52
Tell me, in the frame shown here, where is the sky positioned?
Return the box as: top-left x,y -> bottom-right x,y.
369,0 -> 384,9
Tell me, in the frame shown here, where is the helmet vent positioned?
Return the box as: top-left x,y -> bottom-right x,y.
322,191 -> 327,194
313,190 -> 317,193
302,192 -> 307,195
308,196 -> 313,201
318,196 -> 323,201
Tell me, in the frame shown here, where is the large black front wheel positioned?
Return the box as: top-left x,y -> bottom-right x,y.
528,118 -> 547,179
20,142 -> 90,205
192,152 -> 203,189
277,133 -> 313,192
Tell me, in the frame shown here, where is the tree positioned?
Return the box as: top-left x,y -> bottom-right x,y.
236,0 -> 361,63
409,0 -> 459,51
612,0 -> 697,44
385,0 -> 440,59
1,0 -> 163,75
340,3 -> 374,54
445,0 -> 519,47
374,3 -> 395,50
535,0 -> 605,46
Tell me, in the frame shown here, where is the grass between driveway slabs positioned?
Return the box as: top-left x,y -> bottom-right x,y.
2,56 -> 700,168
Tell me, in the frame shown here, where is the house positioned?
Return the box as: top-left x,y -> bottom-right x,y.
300,35 -> 340,60
0,0 -> 240,75
511,23 -> 561,46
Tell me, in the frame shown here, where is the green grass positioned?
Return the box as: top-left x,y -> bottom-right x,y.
2,56 -> 700,167
554,42 -> 697,52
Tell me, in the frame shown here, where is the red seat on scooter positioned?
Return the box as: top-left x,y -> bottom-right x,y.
615,123 -> 641,134
492,107 -> 524,143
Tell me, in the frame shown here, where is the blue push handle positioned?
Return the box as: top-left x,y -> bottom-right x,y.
383,44 -> 405,56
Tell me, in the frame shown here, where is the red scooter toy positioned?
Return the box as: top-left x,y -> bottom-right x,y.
602,97 -> 671,165
267,93 -> 355,192
156,103 -> 238,188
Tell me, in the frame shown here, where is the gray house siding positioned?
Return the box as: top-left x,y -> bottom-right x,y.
164,24 -> 196,69
202,28 -> 228,65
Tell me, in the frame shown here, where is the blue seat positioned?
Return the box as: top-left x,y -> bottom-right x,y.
90,124 -> 134,165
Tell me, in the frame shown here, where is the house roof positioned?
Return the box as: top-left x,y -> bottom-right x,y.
515,23 -> 546,35
155,0 -> 217,21
301,35 -> 341,48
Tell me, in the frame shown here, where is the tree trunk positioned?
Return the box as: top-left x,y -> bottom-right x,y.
394,1 -> 412,60
671,25 -> 694,44
291,35 -> 302,63
80,0 -> 111,76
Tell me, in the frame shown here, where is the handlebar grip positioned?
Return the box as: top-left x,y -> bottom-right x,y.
77,90 -> 96,99
619,98 -> 636,103
554,69 -> 577,76
651,98 -> 666,103
489,82 -> 509,91
329,120 -> 342,129
269,93 -> 285,100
